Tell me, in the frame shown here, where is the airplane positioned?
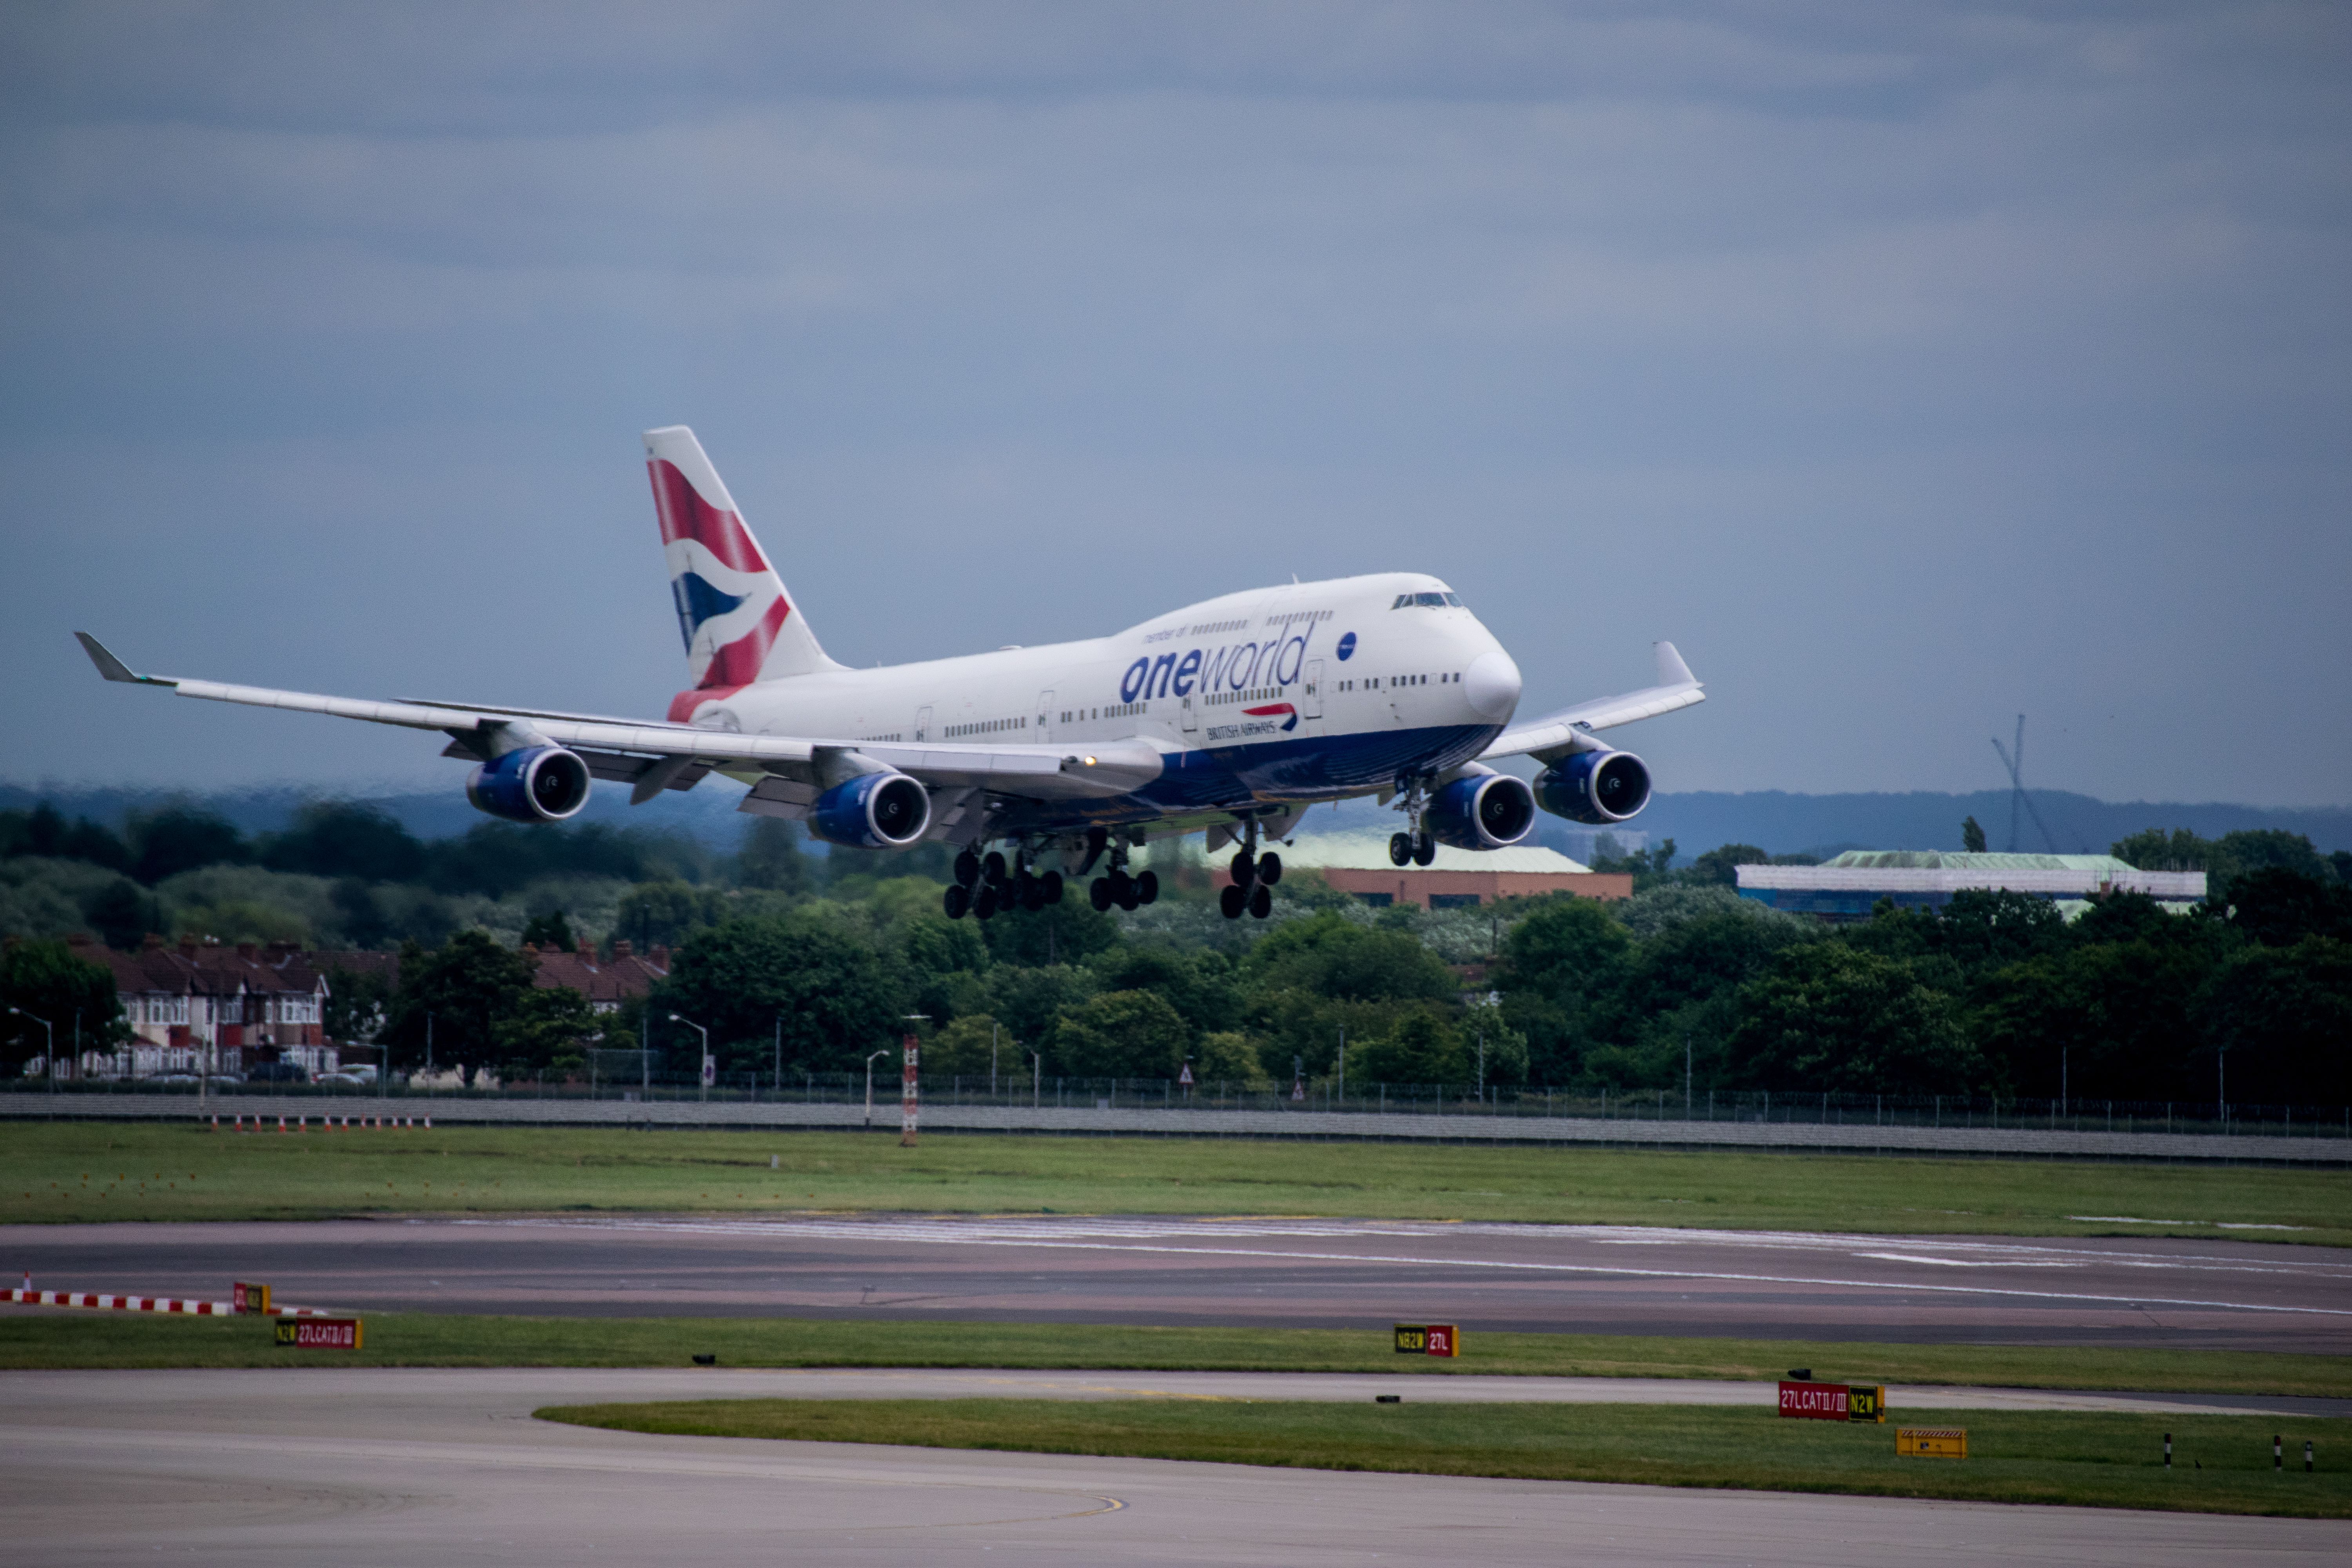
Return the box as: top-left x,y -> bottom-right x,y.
76,426 -> 1704,922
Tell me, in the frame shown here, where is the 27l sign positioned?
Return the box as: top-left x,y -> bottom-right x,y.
1394,1323 -> 1459,1357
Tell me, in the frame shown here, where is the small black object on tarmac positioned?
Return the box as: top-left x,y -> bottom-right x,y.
692,1354 -> 717,1366
1787,1368 -> 1812,1381
1376,1395 -> 1401,1404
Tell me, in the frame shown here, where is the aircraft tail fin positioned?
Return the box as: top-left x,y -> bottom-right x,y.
643,426 -> 840,720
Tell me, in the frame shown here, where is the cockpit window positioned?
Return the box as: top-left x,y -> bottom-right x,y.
1391,591 -> 1466,610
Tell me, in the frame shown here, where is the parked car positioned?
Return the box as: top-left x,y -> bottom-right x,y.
247,1062 -> 309,1084
313,1071 -> 370,1087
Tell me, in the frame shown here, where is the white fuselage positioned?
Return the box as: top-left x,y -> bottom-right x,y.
693,572 -> 1523,837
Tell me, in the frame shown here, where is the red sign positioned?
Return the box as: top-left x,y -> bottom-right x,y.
1778,1380 -> 1849,1419
1394,1323 -> 1460,1357
275,1317 -> 363,1350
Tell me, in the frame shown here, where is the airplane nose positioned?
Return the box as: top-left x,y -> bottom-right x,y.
1463,648 -> 1521,721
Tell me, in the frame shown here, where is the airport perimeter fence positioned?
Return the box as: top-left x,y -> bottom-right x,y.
9,1067 -> 2350,1145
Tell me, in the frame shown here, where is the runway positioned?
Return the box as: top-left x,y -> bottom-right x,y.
9,1213 -> 2351,1351
4,1367 -> 2346,1566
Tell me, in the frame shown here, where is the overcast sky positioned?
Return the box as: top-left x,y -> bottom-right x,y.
3,2 -> 2346,807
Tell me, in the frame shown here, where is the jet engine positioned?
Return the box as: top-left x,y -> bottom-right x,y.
1424,771 -> 1538,851
808,769 -> 932,849
466,746 -> 593,823
1534,749 -> 1651,824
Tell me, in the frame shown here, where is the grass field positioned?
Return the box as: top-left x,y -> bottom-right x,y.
4,1312 -> 2348,1395
4,1122 -> 2347,1242
535,1397 -> 2352,1517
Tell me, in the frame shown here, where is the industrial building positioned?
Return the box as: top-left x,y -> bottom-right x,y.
1205,825 -> 1632,909
1734,850 -> 2206,921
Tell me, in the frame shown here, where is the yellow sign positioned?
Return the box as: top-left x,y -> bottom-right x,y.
231,1281 -> 270,1315
1896,1427 -> 1967,1458
1847,1384 -> 1886,1424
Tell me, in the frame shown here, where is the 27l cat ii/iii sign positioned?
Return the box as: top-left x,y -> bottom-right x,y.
1777,1381 -> 1884,1422
275,1317 -> 363,1350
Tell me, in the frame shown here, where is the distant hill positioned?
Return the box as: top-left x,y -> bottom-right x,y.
6,779 -> 2348,859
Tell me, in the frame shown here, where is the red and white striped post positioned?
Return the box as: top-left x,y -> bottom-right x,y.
899,1014 -> 928,1148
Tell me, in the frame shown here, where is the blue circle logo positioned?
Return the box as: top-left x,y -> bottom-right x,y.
1336,632 -> 1357,661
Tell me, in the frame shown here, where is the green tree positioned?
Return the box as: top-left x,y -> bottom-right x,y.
1961,816 -> 1988,853
2222,868 -> 2352,948
0,938 -> 127,1073
1192,1029 -> 1272,1091
319,963 -> 395,1046
1348,1009 -> 1471,1086
1088,944 -> 1243,1041
2193,938 -> 2352,1105
1688,844 -> 1768,887
496,985 -> 600,1078
736,816 -> 810,894
519,911 -> 577,952
1050,989 -> 1191,1079
926,1013 -> 1010,1078
1726,944 -> 1980,1094
261,801 -> 426,882
614,880 -> 723,951
653,913 -> 908,1079
129,806 -> 249,885
980,897 -> 1120,966
81,878 -> 158,950
381,931 -> 537,1086
985,965 -> 1099,1053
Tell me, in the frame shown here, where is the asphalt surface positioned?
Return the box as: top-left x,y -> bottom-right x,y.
5,1368 -> 2347,1566
9,1213 -> 2351,1352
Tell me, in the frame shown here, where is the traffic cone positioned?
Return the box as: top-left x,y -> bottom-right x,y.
277,1116 -> 287,1133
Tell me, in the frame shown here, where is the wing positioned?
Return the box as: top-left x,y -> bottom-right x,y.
74,633 -> 1159,806
1479,640 -> 1705,763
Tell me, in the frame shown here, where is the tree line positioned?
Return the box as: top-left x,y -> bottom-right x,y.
4,800 -> 2347,1105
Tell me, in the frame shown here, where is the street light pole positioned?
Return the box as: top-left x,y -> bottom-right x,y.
9,1008 -> 54,1096
670,1014 -> 710,1102
864,1049 -> 889,1128
773,1016 -> 783,1100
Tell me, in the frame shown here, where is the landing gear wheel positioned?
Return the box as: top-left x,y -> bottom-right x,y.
1040,870 -> 1064,905
942,884 -> 971,920
983,851 -> 1007,884
1135,869 -> 1159,905
1248,884 -> 1273,919
1020,874 -> 1046,913
1111,869 -> 1140,912
973,883 -> 998,920
1090,876 -> 1114,913
1219,884 -> 1247,919
953,849 -> 980,887
1389,832 -> 1414,868
1257,852 -> 1281,886
1229,849 -> 1258,887
1412,832 -> 1437,867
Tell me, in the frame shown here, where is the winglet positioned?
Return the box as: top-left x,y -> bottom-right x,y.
1654,640 -> 1697,688
75,632 -> 172,687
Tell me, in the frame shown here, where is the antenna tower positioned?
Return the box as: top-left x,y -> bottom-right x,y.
1989,715 -> 2061,853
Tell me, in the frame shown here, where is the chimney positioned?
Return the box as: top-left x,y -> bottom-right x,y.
612,939 -> 633,958
66,932 -> 97,950
143,933 -> 166,951
649,944 -> 670,971
179,936 -> 198,957
235,942 -> 257,960
521,942 -> 540,955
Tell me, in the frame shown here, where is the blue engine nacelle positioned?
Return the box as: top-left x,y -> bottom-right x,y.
466,746 -> 593,824
808,769 -> 932,849
1424,771 -> 1539,851
1534,749 -> 1652,824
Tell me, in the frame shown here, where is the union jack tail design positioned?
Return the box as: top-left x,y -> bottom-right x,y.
643,426 -> 840,722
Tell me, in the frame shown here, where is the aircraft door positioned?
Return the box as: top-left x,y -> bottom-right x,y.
1037,690 -> 1055,742
1302,659 -> 1324,720
915,706 -> 933,743
1180,689 -> 1198,733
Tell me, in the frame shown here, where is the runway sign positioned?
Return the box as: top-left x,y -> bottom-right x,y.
1394,1323 -> 1459,1357
1897,1427 -> 1967,1458
1777,1381 -> 1886,1421
275,1317 -> 363,1350
232,1281 -> 271,1315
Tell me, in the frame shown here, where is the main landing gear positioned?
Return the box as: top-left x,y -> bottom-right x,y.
1086,830 -> 1158,913
1219,820 -> 1281,920
943,846 -> 1064,921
